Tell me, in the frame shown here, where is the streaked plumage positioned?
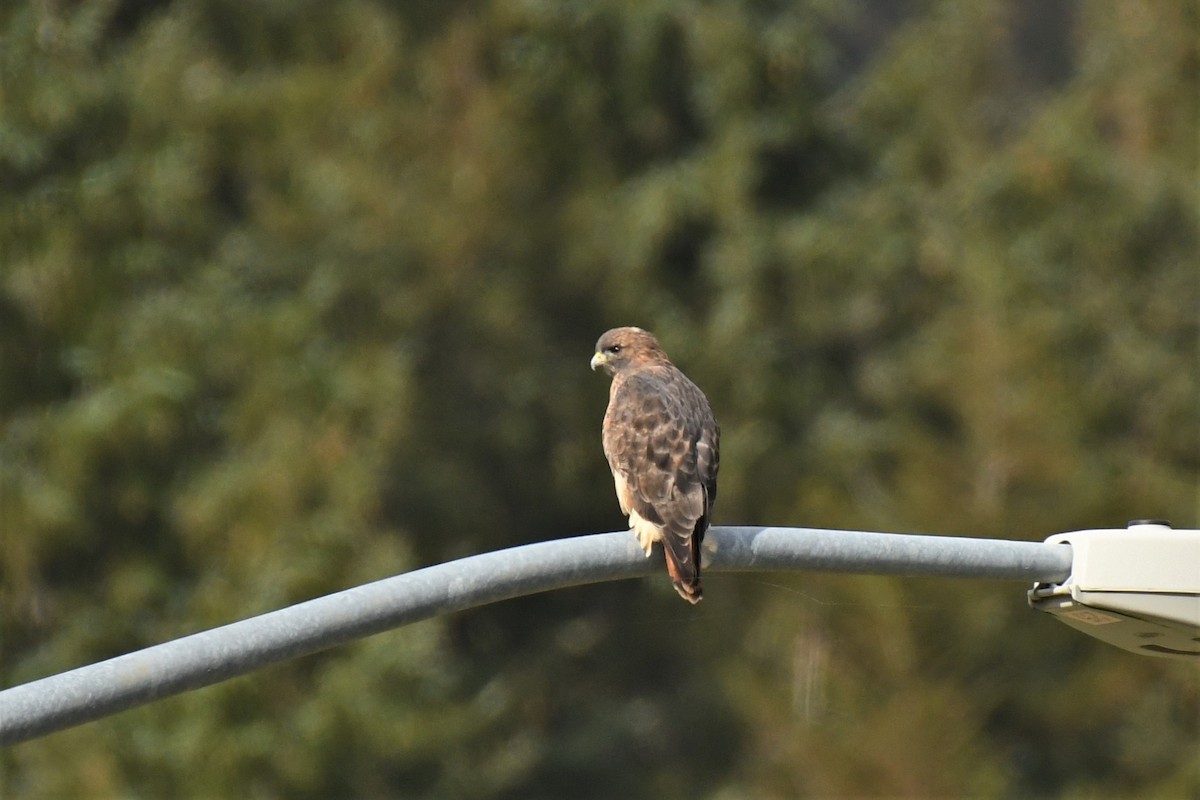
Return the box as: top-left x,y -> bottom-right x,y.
591,327 -> 719,603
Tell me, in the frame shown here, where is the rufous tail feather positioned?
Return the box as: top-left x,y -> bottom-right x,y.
663,549 -> 703,604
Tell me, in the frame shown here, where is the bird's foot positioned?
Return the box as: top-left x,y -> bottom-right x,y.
632,527 -> 655,557
628,514 -> 658,557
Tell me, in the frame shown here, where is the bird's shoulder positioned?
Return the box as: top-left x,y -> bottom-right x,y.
616,363 -> 700,399
608,366 -> 685,417
609,365 -> 715,436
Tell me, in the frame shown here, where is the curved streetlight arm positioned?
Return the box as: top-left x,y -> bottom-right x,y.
0,526 -> 1072,746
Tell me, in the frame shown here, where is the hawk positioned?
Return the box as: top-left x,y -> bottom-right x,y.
591,327 -> 720,603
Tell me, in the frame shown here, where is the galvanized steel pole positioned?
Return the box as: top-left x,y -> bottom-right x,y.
0,526 -> 1072,746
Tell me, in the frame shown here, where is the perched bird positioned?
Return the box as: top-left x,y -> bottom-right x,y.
591,327 -> 720,603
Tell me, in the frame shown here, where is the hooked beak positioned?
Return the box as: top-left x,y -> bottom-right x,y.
590,352 -> 607,371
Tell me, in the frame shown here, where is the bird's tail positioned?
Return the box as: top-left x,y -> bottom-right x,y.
670,572 -> 703,604
662,525 -> 703,604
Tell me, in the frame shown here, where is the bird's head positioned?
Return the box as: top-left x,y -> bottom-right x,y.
590,327 -> 669,376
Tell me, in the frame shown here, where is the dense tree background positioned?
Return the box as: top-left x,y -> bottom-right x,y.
2,0 -> 1197,797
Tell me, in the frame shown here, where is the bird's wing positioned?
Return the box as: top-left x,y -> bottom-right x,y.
603,368 -> 717,601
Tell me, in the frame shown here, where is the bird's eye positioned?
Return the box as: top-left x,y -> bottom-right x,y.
607,344 -> 622,354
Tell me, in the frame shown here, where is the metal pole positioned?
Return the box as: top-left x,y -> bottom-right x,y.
0,526 -> 1072,746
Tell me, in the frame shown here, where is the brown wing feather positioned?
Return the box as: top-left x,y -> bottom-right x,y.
603,366 -> 719,603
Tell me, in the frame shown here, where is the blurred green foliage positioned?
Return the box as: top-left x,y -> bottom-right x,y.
2,0 -> 1197,797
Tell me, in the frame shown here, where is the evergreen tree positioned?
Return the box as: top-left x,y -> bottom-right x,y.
3,1 -> 1196,796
